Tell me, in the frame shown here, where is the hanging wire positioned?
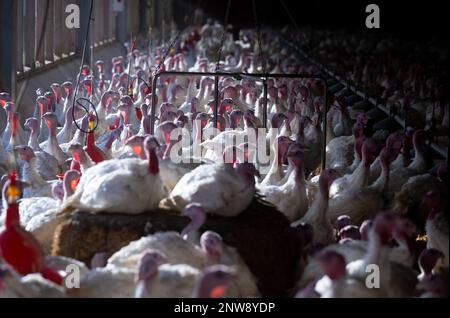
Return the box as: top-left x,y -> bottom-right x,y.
125,75 -> 153,102
152,30 -> 182,77
251,0 -> 267,74
215,0 -> 232,72
71,0 -> 97,134
279,0 -> 309,51
75,97 -> 99,131
125,34 -> 136,99
129,76 -> 152,97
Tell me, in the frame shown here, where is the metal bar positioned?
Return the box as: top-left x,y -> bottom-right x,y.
44,0 -> 54,63
16,0 -> 24,74
152,70 -> 326,80
214,75 -> 219,128
77,0 -> 91,64
24,0 -> 36,69
54,0 -> 62,58
262,78 -> 268,129
35,0 -> 46,67
150,71 -> 328,170
150,74 -> 158,133
322,83 -> 328,170
0,0 -> 17,95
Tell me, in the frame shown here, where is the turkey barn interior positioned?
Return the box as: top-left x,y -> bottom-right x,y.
0,0 -> 448,300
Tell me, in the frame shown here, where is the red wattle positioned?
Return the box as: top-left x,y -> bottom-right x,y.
135,107 -> 143,121
148,149 -> 159,174
85,83 -> 92,96
12,114 -> 18,136
145,86 -> 152,95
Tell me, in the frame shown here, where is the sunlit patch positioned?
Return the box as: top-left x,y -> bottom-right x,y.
209,285 -> 227,298
416,234 -> 428,242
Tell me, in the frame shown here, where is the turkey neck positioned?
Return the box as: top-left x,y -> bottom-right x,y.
302,184 -> 330,225
9,120 -> 21,148
148,148 -> 159,174
28,127 -> 40,151
408,137 -> 426,171
47,122 -> 59,153
120,107 -> 131,126
104,131 -> 117,151
229,115 -> 240,129
72,125 -> 86,145
370,158 -> 390,193
195,81 -> 206,103
265,142 -> 286,181
325,116 -> 336,144
190,99 -> 197,114
349,144 -> 362,171
192,119 -> 203,149
348,151 -> 371,189
284,159 -> 305,189
23,157 -> 47,187
160,86 -> 168,103
184,80 -> 194,104
59,109 -> 73,139
135,271 -> 158,298
63,176 -> 76,201
72,150 -> 92,171
168,82 -> 177,104
96,95 -> 109,121
163,140 -> 177,159
363,231 -> 382,267
64,89 -> 73,112
53,89 -> 62,104
296,124 -> 307,145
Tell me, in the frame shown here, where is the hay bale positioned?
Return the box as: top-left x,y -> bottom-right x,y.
52,196 -> 301,297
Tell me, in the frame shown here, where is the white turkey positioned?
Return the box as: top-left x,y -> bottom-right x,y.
257,143 -> 308,222
60,135 -> 166,214
327,145 -> 400,224
423,191 -> 449,267
162,162 -> 259,217
292,169 -> 341,246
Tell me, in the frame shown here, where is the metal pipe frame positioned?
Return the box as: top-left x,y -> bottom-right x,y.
151,71 -> 329,169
